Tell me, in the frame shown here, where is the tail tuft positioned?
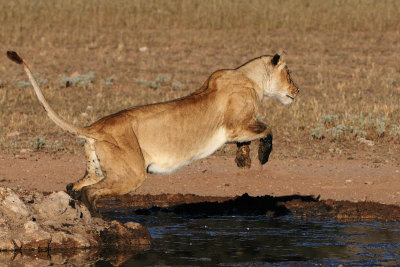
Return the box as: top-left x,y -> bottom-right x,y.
7,51 -> 24,64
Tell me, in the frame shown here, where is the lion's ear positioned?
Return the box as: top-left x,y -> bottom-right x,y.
271,54 -> 280,66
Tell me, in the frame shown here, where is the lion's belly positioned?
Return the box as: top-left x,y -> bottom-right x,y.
146,127 -> 227,174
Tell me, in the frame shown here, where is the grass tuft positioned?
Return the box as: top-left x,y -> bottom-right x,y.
311,113 -> 398,141
58,72 -> 95,88
31,135 -> 49,151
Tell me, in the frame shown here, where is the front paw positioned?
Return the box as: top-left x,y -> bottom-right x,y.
235,142 -> 251,168
258,134 -> 273,165
66,183 -> 82,201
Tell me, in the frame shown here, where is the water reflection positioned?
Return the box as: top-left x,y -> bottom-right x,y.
112,214 -> 400,266
1,215 -> 400,266
0,245 -> 147,267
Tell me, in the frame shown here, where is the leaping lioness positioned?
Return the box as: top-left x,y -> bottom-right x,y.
7,51 -> 299,212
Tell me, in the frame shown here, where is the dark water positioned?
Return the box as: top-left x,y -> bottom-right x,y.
97,213 -> 400,266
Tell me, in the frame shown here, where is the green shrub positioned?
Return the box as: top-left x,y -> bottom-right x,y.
32,135 -> 49,150
58,71 -> 95,88
137,74 -> 186,90
100,75 -> 115,87
311,113 -> 397,140
18,73 -> 47,88
155,74 -> 172,85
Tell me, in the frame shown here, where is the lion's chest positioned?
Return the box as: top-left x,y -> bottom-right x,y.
146,128 -> 227,174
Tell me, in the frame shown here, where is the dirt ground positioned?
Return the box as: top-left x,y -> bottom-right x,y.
1,8 -> 399,220
1,148 -> 399,207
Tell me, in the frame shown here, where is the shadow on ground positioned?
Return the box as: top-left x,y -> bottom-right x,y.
98,193 -> 400,221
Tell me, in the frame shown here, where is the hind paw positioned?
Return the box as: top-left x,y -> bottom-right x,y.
66,183 -> 82,200
80,188 -> 102,218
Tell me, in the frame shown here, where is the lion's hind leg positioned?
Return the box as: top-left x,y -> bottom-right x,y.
80,133 -> 147,213
66,140 -> 104,200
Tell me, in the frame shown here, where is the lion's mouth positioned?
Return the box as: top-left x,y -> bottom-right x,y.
286,94 -> 295,100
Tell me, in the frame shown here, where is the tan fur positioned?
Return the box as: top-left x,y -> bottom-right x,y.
7,51 -> 299,212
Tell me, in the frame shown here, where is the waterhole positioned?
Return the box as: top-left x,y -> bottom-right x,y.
97,213 -> 400,266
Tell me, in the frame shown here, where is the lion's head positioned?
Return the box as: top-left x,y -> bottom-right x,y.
239,54 -> 299,105
263,54 -> 299,105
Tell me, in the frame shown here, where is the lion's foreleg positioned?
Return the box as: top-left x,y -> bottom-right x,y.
247,119 -> 273,165
258,133 -> 273,165
232,119 -> 273,166
235,141 -> 251,168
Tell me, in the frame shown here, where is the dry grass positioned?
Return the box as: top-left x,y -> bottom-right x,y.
1,0 -> 399,40
0,0 -> 399,163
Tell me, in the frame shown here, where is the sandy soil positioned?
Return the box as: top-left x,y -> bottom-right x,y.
1,151 -> 399,206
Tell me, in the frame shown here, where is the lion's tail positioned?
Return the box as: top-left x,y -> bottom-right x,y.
7,51 -> 83,136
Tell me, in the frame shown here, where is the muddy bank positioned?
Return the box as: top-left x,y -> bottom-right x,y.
0,187 -> 151,258
98,193 -> 400,222
2,154 -> 400,206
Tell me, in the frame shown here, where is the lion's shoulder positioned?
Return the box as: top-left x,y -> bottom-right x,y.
194,68 -> 252,96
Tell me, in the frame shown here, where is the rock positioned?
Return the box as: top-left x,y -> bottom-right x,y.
18,221 -> 51,251
125,221 -> 142,230
0,187 -> 31,222
0,252 -> 14,264
0,186 -> 150,257
100,220 -> 151,249
50,232 -> 93,249
33,191 -> 92,225
24,220 -> 40,233
0,238 -> 14,251
12,239 -> 22,250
